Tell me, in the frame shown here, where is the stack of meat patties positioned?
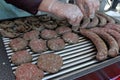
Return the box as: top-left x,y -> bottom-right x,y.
0,12 -> 120,80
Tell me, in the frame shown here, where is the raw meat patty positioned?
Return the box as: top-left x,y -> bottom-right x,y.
47,38 -> 65,51
44,21 -> 57,29
23,30 -> 39,41
41,29 -> 57,39
37,53 -> 63,73
62,32 -> 79,44
11,50 -> 32,65
15,63 -> 44,80
29,39 -> 47,52
56,26 -> 72,35
10,38 -> 28,51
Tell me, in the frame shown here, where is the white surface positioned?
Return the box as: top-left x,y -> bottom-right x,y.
105,11 -> 120,21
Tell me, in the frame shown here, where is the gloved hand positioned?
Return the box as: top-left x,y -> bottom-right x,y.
76,0 -> 100,18
38,0 -> 83,26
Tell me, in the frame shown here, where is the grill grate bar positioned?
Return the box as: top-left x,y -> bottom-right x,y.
63,52 -> 96,64
43,60 -> 97,80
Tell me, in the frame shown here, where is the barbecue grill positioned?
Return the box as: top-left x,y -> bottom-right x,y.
0,15 -> 120,80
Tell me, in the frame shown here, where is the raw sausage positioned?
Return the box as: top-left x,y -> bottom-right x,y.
96,12 -> 115,24
87,16 -> 99,28
101,28 -> 120,49
96,14 -> 107,27
80,28 -> 108,60
90,28 -> 119,57
81,17 -> 90,28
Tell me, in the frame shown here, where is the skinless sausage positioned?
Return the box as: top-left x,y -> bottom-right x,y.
101,28 -> 120,49
96,14 -> 107,27
96,12 -> 115,24
90,28 -> 119,57
87,16 -> 99,28
81,17 -> 90,28
80,28 -> 108,61
104,23 -> 120,33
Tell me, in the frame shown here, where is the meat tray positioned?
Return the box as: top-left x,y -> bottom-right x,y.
0,15 -> 120,80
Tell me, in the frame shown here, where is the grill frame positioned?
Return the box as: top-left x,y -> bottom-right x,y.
0,15 -> 120,80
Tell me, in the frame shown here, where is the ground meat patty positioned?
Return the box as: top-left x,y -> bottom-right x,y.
10,38 -> 28,51
39,15 -> 51,22
15,63 -> 44,80
62,32 -> 79,44
29,39 -> 47,52
23,30 -> 39,41
37,53 -> 63,73
32,22 -> 45,32
41,29 -> 57,39
56,26 -> 72,35
44,21 -> 57,29
0,29 -> 19,38
56,19 -> 70,26
11,50 -> 32,65
47,38 -> 65,51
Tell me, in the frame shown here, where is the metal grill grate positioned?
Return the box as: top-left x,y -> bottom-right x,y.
2,36 -> 120,80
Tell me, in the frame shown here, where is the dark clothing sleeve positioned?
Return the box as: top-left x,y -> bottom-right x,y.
5,0 -> 43,14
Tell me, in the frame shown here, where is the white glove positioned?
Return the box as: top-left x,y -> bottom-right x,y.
38,0 -> 83,26
76,0 -> 100,18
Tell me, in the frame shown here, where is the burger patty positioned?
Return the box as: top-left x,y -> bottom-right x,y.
15,63 -> 44,80
23,30 -> 39,41
62,32 -> 79,44
11,50 -> 32,65
56,26 -> 72,35
10,38 -> 28,51
41,29 -> 57,40
47,38 -> 65,51
29,39 -> 47,52
37,53 -> 63,73
44,21 -> 57,29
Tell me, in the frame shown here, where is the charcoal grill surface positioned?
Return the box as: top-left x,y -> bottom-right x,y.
1,35 -> 120,80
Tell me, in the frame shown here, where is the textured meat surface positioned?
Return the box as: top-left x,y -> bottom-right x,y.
87,16 -> 99,28
44,21 -> 57,29
56,26 -> 72,35
39,15 -> 51,22
96,12 -> 115,24
47,38 -> 65,51
15,63 -> 44,80
91,28 -> 119,57
81,17 -> 90,28
23,30 -> 39,41
29,39 -> 47,52
37,53 -> 63,73
10,38 -> 28,51
41,29 -> 57,39
0,29 -> 19,38
80,28 -> 108,61
104,23 -> 120,33
11,50 -> 32,65
62,32 -> 79,44
56,19 -> 70,26
101,28 -> 120,49
96,14 -> 107,27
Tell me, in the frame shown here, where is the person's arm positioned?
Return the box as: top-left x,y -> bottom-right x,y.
5,0 -> 83,26
5,0 -> 42,14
